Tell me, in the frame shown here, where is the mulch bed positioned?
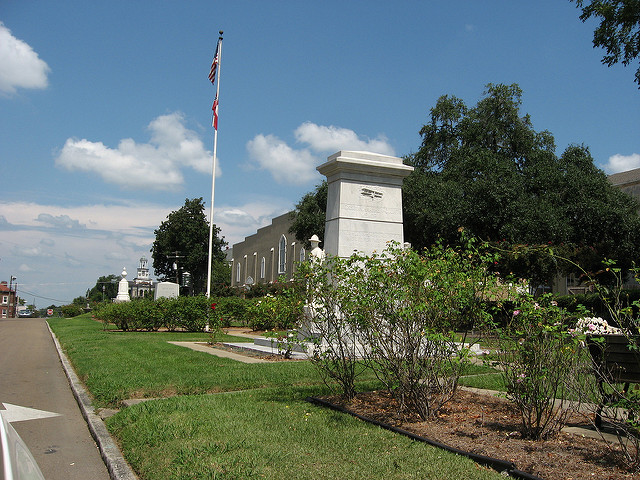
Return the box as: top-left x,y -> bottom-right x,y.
321,389 -> 638,480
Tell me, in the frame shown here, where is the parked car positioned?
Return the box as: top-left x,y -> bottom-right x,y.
17,310 -> 33,318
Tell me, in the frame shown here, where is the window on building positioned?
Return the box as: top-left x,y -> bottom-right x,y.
1,295 -> 7,305
236,263 -> 241,283
260,257 -> 266,279
300,247 -> 306,263
279,235 -> 287,274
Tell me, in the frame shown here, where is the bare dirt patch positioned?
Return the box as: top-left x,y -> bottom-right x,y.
324,389 -> 638,480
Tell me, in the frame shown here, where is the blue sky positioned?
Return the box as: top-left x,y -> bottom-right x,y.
1,1 -> 639,307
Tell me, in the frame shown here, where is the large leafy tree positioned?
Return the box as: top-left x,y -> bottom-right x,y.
151,198 -> 227,294
86,274 -> 119,303
289,181 -> 327,248
571,0 -> 640,88
403,83 -> 640,284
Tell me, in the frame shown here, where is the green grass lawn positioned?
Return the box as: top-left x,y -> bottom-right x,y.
50,315 -> 504,479
107,387 -> 503,480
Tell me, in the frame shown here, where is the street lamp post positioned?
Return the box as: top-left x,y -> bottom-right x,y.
8,276 -> 16,318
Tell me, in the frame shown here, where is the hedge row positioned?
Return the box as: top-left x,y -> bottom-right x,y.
93,296 -> 251,332
91,294 -> 304,332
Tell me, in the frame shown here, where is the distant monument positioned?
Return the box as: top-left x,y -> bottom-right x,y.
114,267 -> 131,302
154,281 -> 179,300
317,151 -> 414,257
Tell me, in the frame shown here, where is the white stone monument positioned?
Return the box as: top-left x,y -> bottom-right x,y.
317,151 -> 414,257
154,281 -> 179,300
114,267 -> 131,302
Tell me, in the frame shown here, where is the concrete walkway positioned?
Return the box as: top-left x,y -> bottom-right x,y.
168,341 -> 274,363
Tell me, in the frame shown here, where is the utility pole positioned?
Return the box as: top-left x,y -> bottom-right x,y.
8,275 -> 16,318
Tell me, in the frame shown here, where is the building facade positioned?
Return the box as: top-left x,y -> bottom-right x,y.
129,256 -> 155,298
0,281 -> 18,318
230,213 -> 307,287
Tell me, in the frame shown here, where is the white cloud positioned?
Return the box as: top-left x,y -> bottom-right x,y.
0,22 -> 50,94
105,252 -> 129,261
55,112 -> 215,191
36,213 -> 85,229
246,122 -> 395,185
602,153 -> 640,174
294,122 -> 395,156
19,264 -> 33,272
246,134 -> 319,185
213,200 -> 293,246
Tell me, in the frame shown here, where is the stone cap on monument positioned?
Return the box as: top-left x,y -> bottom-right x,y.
317,151 -> 413,182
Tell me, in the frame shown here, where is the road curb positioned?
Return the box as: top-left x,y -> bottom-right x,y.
46,322 -> 138,480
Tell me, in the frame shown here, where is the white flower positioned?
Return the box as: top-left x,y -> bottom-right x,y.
574,317 -> 623,335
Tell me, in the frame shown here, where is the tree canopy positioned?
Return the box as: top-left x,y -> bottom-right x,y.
403,83 -> 640,284
572,0 -> 640,88
150,198 -> 227,295
289,181 -> 327,248
86,274 -> 119,303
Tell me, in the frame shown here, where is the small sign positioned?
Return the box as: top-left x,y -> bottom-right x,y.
47,309 -> 53,316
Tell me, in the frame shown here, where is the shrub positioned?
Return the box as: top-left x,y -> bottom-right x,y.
61,303 -> 84,318
245,290 -> 303,331
214,296 -> 248,327
495,293 -> 583,440
296,237 -> 499,416
296,255 -> 368,400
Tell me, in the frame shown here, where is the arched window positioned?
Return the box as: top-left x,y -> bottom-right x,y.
278,235 -> 287,274
300,247 -> 306,263
260,257 -> 266,279
235,263 -> 241,283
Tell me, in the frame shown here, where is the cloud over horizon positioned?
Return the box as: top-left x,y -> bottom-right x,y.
55,112 -> 215,190
0,22 -> 50,94
246,122 -> 395,185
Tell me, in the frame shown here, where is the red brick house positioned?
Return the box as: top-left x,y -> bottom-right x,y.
0,281 -> 17,318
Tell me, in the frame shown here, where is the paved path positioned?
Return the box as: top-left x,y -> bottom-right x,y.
0,318 -> 111,480
168,341 -> 273,363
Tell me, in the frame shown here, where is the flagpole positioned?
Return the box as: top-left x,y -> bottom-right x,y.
206,31 -> 223,299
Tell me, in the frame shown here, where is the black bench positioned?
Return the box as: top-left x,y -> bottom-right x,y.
587,335 -> 640,428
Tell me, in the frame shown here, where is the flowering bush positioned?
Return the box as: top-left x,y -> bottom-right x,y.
573,316 -> 623,335
296,237 -> 499,415
496,293 -> 583,439
245,291 -> 303,331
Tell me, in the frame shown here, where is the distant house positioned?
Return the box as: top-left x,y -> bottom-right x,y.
0,281 -> 17,318
229,213 -> 306,287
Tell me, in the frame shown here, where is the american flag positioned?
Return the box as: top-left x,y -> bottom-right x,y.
212,95 -> 218,130
208,44 -> 219,85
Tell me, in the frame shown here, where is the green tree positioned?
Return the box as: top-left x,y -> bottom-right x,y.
151,198 -> 227,295
72,296 -> 86,307
289,180 -> 327,248
87,274 -> 119,303
403,83 -> 640,284
571,0 -> 640,88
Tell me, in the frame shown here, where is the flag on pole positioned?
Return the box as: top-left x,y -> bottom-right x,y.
208,44 -> 219,85
212,95 -> 218,130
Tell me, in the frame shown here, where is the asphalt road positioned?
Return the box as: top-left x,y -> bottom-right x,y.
0,317 -> 110,480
